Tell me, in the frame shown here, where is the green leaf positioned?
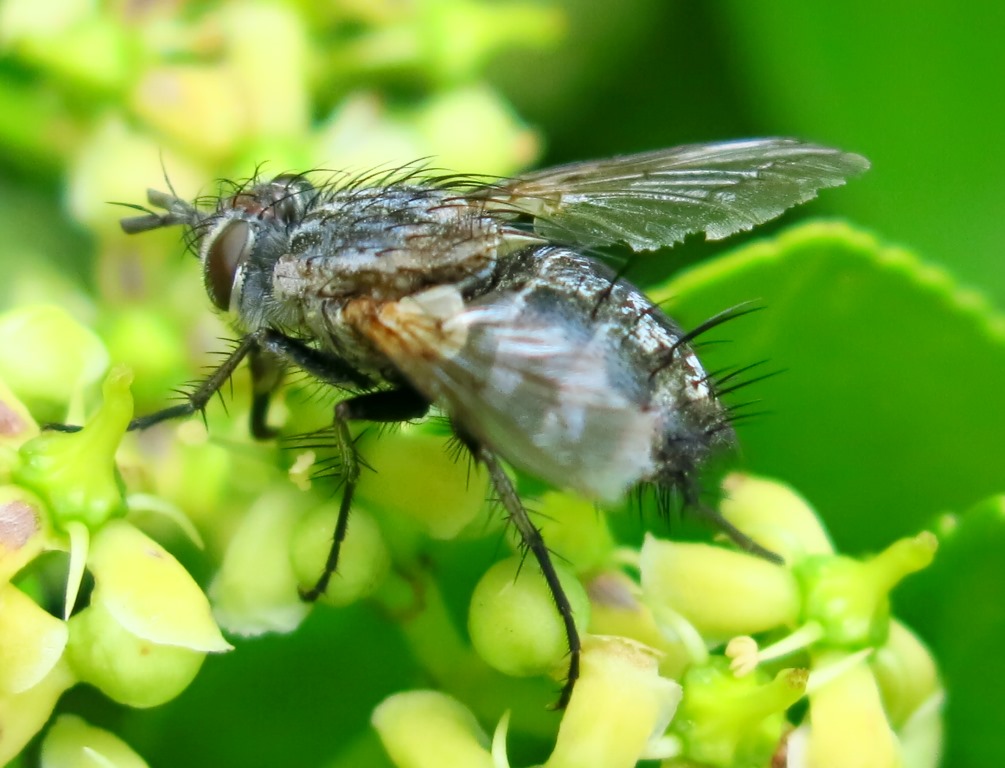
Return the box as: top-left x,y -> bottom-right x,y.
896,497 -> 1005,768
657,221 -> 1005,551
720,1 -> 1005,306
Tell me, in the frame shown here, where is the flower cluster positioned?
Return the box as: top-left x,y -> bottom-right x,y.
0,300 -> 510,763
0,309 -> 230,764
0,299 -> 945,767
0,2 -> 946,765
372,477 -> 944,768
0,0 -> 564,760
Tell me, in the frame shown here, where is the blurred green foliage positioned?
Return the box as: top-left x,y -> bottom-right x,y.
1,0 -> 1002,767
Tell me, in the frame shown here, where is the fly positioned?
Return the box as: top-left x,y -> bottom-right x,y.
105,138 -> 868,706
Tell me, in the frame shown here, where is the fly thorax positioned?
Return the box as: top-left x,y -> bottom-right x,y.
271,185 -> 504,303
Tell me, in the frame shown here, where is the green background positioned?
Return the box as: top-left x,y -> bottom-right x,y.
1,1 -> 1002,766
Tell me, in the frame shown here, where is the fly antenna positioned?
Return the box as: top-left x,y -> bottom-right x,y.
118,188 -> 198,234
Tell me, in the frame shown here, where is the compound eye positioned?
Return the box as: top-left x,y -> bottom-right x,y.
204,219 -> 252,311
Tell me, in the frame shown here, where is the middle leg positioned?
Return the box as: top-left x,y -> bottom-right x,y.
300,387 -> 431,601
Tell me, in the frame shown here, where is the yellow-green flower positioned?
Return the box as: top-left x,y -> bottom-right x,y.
373,637 -> 682,768
638,473 -> 942,768
0,354 -> 230,756
543,637 -> 681,768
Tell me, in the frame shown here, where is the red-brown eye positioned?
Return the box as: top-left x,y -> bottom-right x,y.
204,219 -> 252,311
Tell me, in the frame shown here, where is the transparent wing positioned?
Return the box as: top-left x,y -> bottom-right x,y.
479,138 -> 868,251
344,287 -> 658,501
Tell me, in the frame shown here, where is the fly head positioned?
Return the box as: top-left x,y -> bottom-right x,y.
120,174 -> 319,328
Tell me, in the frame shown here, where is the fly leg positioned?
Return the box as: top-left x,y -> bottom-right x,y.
129,335 -> 262,431
681,480 -> 783,564
478,448 -> 581,709
45,335 -> 261,433
45,328 -> 371,436
247,344 -> 284,440
252,328 -> 374,441
245,330 -> 429,601
299,387 -> 430,602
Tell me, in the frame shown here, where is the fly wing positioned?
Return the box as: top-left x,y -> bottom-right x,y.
479,138 -> 868,252
344,286 -> 659,502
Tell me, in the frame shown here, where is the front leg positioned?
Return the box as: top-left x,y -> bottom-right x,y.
45,328 -> 373,437
45,335 -> 261,434
249,329 -> 375,440
300,387 -> 431,601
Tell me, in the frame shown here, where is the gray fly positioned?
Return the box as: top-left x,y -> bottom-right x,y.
110,138 -> 868,706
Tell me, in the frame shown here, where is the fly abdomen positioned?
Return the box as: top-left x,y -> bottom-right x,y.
445,246 -> 731,501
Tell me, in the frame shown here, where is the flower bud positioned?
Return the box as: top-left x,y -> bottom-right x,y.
67,116 -> 203,233
529,492 -> 616,574
356,423 -> 492,540
290,503 -> 390,606
0,305 -> 108,416
468,555 -> 589,678
221,3 -> 309,139
640,534 -> 800,644
97,308 -> 188,406
719,473 -> 834,561
416,0 -> 563,85
415,85 -> 539,175
209,490 -> 310,635
131,65 -> 247,160
0,1 -> 132,94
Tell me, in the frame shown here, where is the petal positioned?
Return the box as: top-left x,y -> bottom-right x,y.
372,690 -> 495,768
41,714 -> 149,768
0,660 -> 75,765
545,637 -> 682,768
0,584 -> 68,693
0,486 -> 48,584
88,520 -> 230,652
719,473 -> 834,561
209,490 -> 309,635
805,650 -> 901,768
